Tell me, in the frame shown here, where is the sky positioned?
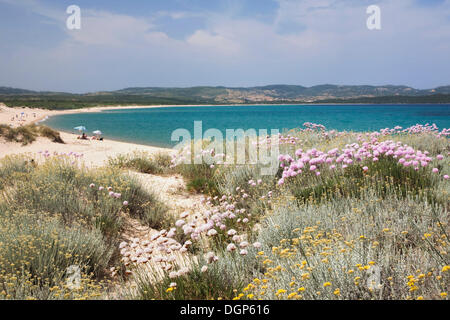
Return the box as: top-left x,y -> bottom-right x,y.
0,0 -> 449,93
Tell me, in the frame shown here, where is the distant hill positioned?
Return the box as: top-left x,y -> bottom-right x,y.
1,84 -> 449,109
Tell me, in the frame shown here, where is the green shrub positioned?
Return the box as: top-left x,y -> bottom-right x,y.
0,209 -> 112,300
38,125 -> 64,143
130,252 -> 253,300
0,155 -> 34,190
286,157 -> 439,205
0,124 -> 64,145
108,151 -> 172,175
248,194 -> 449,300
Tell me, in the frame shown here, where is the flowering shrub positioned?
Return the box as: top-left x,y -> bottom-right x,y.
0,154 -> 170,300
127,123 -> 448,300
1,123 -> 448,300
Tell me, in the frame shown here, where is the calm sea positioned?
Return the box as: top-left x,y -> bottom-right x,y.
44,104 -> 450,148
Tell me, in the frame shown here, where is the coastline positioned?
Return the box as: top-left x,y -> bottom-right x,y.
2,102 -> 450,166
0,104 -> 173,167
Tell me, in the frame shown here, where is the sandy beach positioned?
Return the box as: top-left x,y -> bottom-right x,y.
0,104 -> 173,166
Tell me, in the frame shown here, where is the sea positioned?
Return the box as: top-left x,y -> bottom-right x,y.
44,104 -> 450,148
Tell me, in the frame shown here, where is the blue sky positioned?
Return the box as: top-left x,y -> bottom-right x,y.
0,0 -> 449,93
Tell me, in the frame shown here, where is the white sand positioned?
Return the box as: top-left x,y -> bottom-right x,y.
0,104 -> 173,166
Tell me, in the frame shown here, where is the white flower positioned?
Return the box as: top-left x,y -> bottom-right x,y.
239,241 -> 249,248
180,211 -> 189,219
207,229 -> 218,236
240,249 -> 248,256
137,257 -> 148,264
167,230 -> 176,238
184,240 -> 192,247
175,219 -> 186,227
119,241 -> 128,249
227,229 -> 237,236
169,282 -> 177,288
169,271 -> 178,279
177,267 -> 189,277
165,264 -> 173,271
143,247 -> 153,254
253,242 -> 262,248
205,251 -> 218,264
227,243 -> 237,252
201,265 -> 208,273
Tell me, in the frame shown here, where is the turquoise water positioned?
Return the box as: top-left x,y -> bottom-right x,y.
44,105 -> 450,148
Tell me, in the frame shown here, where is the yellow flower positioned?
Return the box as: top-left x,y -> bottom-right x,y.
416,296 -> 424,300
301,273 -> 310,280
323,282 -> 331,287
287,292 -> 297,299
440,292 -> 447,298
166,287 -> 174,293
368,261 -> 375,266
333,288 -> 340,296
275,289 -> 287,296
442,265 -> 450,272
298,287 -> 305,292
247,294 -> 254,299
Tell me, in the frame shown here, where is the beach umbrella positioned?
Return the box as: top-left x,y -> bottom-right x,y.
74,126 -> 86,132
93,130 -> 102,136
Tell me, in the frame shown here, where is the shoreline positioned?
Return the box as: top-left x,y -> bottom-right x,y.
0,104 -> 173,167
2,103 -> 450,166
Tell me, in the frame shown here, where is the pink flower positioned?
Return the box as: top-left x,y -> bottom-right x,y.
175,219 -> 185,227
239,249 -> 248,256
239,241 -> 249,248
432,168 -> 439,173
444,175 -> 449,180
437,154 -> 444,160
207,229 -> 218,236
227,243 -> 237,252
362,166 -> 368,172
123,201 -> 129,206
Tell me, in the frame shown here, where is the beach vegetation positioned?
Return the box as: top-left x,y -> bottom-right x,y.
0,124 -> 64,145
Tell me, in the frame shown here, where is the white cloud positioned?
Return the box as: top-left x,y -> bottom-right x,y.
1,0 -> 449,91
65,10 -> 157,47
186,30 -> 241,55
